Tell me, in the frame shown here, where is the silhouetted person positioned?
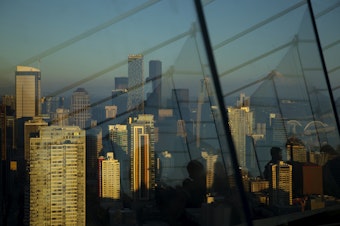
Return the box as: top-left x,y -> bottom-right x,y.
156,186 -> 199,226
182,160 -> 206,208
263,147 -> 282,180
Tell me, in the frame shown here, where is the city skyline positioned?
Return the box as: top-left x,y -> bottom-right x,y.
1,1 -> 340,225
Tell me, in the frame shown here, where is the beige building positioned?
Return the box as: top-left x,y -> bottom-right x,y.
270,161 -> 292,206
99,152 -> 120,200
24,117 -> 48,160
29,126 -> 86,225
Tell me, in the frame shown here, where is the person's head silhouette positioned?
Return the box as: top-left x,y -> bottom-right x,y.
270,147 -> 282,162
186,160 -> 205,180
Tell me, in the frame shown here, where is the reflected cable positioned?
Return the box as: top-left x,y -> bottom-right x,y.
295,38 -> 322,147
307,0 -> 340,140
194,0 -> 253,225
192,30 -> 225,158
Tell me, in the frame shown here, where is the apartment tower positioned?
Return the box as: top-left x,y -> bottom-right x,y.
98,152 -> 120,200
29,126 -> 86,225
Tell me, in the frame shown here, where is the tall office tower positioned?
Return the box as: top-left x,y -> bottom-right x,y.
128,54 -> 144,114
24,117 -> 48,161
98,152 -> 120,200
268,113 -> 286,146
128,114 -> 155,200
50,108 -> 70,126
202,151 -> 218,193
269,161 -> 292,206
227,94 -> 254,169
70,88 -> 91,129
29,126 -> 86,225
86,127 -> 103,181
115,77 -> 128,90
15,66 -> 41,119
145,60 -> 162,118
109,124 -> 129,194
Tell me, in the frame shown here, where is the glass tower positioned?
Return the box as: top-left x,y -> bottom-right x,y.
128,54 -> 144,114
70,88 -> 91,129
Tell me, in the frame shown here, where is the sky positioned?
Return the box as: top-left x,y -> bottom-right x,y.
0,0 -> 339,104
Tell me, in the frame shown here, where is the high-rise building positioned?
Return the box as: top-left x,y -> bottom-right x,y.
98,152 -> 120,200
24,117 -> 48,161
15,66 -> 41,119
227,94 -> 254,169
70,87 -> 91,129
269,161 -> 292,206
128,114 -> 155,200
29,126 -> 86,225
108,124 -> 129,195
128,54 -> 144,113
86,127 -> 103,181
145,60 -> 162,117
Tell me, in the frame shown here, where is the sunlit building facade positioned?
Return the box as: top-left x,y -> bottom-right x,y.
99,152 -> 120,200
15,66 -> 41,119
2,1 -> 340,225
227,94 -> 254,169
129,114 -> 155,200
24,117 -> 48,161
269,161 -> 293,206
29,126 -> 86,225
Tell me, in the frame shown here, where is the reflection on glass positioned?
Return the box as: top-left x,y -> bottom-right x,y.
0,0 -> 340,225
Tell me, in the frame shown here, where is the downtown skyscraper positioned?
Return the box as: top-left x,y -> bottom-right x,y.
109,124 -> 129,194
15,66 -> 41,119
127,54 -> 144,114
128,114 -> 155,200
227,93 -> 254,169
145,60 -> 162,118
70,88 -> 91,129
29,126 -> 86,225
